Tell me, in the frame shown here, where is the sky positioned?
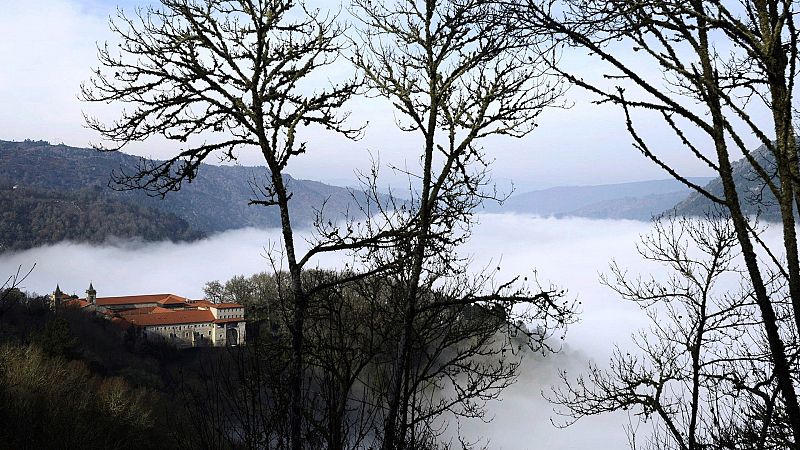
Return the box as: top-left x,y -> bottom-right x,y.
0,0 -> 728,192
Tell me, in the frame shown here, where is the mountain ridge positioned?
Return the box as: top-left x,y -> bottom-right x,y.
488,177 -> 714,220
672,145 -> 784,221
0,139 -> 373,251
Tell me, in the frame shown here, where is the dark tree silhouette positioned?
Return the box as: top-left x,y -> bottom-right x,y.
82,1 -> 575,448
350,0 -> 573,447
80,2 -> 387,448
0,265 -> 34,325
550,216 -> 796,449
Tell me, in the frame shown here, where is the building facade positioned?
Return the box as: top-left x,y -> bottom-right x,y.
52,284 -> 246,348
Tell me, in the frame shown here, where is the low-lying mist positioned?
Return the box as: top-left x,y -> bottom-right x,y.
3,213 -> 767,448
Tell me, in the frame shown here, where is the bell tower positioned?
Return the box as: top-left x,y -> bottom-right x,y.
86,282 -> 96,305
50,284 -> 64,310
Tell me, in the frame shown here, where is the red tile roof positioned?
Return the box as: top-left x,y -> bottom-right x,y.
117,306 -> 173,316
94,294 -> 187,307
157,295 -> 188,306
62,299 -> 90,309
123,309 -> 215,327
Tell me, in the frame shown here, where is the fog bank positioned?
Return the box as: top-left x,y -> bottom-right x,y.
1,214 -> 741,448
3,215 -> 655,356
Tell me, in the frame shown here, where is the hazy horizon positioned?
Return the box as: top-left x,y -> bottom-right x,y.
3,138 -> 712,193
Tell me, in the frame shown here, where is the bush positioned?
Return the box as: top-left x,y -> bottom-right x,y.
0,344 -> 171,449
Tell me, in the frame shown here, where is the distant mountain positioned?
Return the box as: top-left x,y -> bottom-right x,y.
673,145 -> 783,221
0,140 -> 373,251
489,178 -> 713,220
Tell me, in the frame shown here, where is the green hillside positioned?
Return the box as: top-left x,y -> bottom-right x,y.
0,183 -> 200,252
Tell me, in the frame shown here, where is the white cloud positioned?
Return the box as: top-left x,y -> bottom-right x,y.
464,214 -> 655,356
3,215 -> 655,346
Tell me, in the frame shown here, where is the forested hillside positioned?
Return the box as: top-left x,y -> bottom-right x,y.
0,140 -> 371,251
673,145 -> 784,221
0,184 -> 200,252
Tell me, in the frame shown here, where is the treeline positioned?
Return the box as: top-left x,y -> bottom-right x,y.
0,139 -> 378,250
0,183 -> 201,252
673,144 -> 790,221
0,344 -> 167,449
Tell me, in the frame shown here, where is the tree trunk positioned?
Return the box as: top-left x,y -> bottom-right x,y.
271,170 -> 307,450
382,30 -> 439,444
694,4 -> 800,442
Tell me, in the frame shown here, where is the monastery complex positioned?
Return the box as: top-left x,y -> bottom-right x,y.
50,283 -> 246,348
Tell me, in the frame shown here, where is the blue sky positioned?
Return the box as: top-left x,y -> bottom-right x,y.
0,0 -> 722,191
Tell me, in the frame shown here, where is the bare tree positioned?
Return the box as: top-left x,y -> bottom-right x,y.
372,265 -> 572,449
349,0 -> 572,447
83,1 -> 575,447
550,215 -> 796,450
80,2 -> 401,448
198,265 -> 572,450
505,0 -> 800,444
175,335 -> 294,450
0,264 -> 35,325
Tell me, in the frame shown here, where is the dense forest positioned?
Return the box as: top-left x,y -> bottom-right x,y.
0,288 -> 192,449
674,144 -> 789,221
0,139 -> 375,251
0,139 -> 788,253
0,267 -> 535,450
0,183 -> 200,251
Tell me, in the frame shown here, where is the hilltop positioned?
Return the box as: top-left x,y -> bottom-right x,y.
491,144 -> 791,223
0,140 -> 371,251
673,144 -> 784,221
